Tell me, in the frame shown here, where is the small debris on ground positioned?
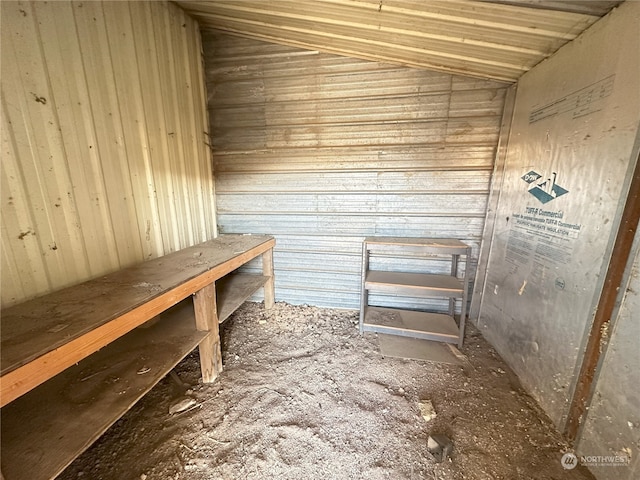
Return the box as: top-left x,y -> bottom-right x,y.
168,396 -> 197,415
427,433 -> 454,463
59,302 -> 596,480
418,399 -> 437,422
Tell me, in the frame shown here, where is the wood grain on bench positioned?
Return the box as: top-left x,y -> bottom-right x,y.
1,234 -> 275,407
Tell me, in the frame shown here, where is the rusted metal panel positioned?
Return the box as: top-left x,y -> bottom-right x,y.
578,234 -> 640,479
565,148 -> 639,443
205,32 -> 506,308
0,1 -> 216,307
178,0 -> 604,82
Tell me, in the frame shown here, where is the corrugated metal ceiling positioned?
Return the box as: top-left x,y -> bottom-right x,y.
175,0 -> 622,83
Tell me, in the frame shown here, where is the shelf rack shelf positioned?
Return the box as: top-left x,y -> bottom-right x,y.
359,237 -> 471,348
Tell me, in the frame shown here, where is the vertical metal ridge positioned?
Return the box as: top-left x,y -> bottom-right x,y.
1,1 -> 216,307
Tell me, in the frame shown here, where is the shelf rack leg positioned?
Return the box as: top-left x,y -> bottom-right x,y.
458,247 -> 471,349
359,241 -> 369,334
262,248 -> 275,310
193,283 -> 223,383
449,254 -> 458,317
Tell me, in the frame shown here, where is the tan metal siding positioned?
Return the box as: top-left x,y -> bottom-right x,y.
0,1 -> 216,307
206,32 -> 507,308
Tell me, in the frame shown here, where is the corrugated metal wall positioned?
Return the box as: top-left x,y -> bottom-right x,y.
205,31 -> 507,308
0,1 -> 216,308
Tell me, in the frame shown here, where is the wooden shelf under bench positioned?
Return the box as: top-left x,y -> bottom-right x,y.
1,302 -> 204,480
0,234 -> 276,480
216,273 -> 270,323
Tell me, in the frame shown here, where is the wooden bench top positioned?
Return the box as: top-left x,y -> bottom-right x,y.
0,234 -> 275,407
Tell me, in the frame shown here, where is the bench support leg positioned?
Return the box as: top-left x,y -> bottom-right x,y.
193,283 -> 222,383
263,248 -> 275,309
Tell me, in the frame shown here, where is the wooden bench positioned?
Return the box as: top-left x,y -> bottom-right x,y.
0,234 -> 275,480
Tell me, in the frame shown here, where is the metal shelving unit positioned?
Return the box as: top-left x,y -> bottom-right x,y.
359,237 -> 471,349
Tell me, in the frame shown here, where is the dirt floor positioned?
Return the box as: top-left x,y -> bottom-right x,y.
59,302 -> 595,480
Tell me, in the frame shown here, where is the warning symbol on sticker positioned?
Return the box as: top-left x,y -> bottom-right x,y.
521,171 -> 568,204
